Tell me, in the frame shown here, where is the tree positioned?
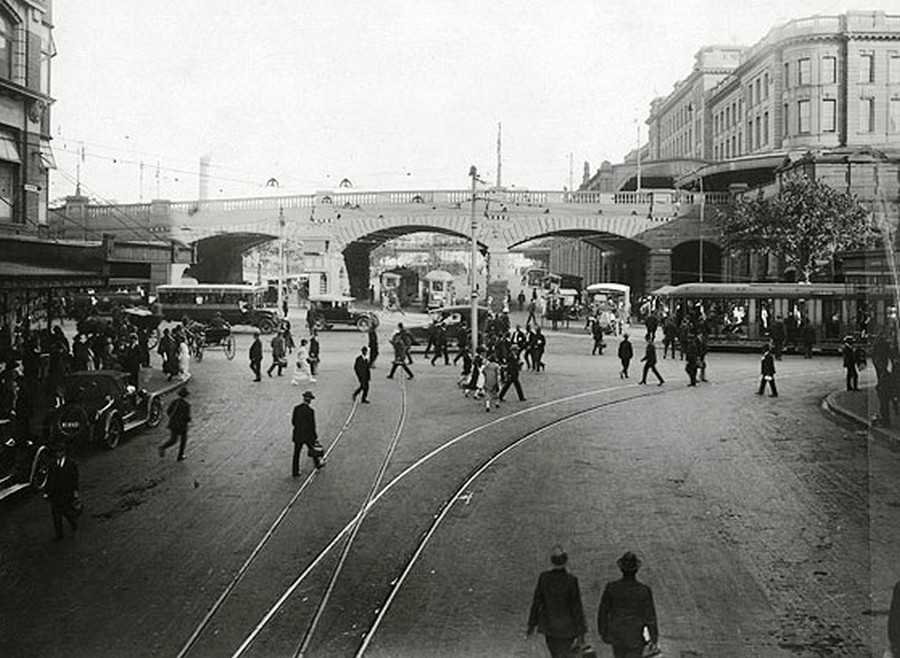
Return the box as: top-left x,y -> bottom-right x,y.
716,175 -> 876,282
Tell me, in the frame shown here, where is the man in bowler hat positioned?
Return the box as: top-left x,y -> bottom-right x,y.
352,346 -> 372,403
159,387 -> 191,461
527,545 -> 587,658
598,551 -> 659,658
292,390 -> 325,475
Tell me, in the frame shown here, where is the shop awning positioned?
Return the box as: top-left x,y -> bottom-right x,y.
39,139 -> 56,169
0,261 -> 106,289
0,131 -> 20,164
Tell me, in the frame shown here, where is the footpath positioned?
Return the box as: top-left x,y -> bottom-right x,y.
825,385 -> 900,450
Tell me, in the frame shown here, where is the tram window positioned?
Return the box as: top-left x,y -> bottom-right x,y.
195,295 -> 204,305
822,299 -> 841,340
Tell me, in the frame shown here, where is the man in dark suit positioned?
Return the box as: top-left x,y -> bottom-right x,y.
639,338 -> 664,386
249,331 -> 263,382
45,442 -> 80,540
598,551 -> 659,658
757,344 -> 778,397
159,387 -> 192,461
352,346 -> 371,403
527,545 -> 587,658
292,391 -> 324,475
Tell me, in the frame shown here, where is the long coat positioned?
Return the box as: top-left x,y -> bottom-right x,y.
46,457 -> 79,505
291,402 -> 317,446
597,576 -> 658,649
528,568 -> 587,639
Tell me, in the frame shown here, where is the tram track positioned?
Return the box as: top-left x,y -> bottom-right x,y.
179,366 -> 837,658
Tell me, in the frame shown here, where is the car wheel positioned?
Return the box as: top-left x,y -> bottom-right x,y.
258,318 -> 276,334
224,335 -> 236,360
102,412 -> 124,450
30,446 -> 53,492
146,398 -> 163,428
356,317 -> 370,332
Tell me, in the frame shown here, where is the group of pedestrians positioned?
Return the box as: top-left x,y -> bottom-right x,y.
528,547 -> 659,658
248,321 -> 318,385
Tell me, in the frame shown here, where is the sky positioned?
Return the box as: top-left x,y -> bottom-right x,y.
47,1 -> 890,204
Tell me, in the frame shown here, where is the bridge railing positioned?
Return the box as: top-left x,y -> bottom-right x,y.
87,188 -> 733,219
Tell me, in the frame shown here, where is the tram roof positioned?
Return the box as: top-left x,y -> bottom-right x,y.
656,282 -> 860,299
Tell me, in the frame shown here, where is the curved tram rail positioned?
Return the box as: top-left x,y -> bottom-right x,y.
178,368 -> 833,657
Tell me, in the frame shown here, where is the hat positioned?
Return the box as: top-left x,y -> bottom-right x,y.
550,545 -> 568,566
302,391 -> 315,400
178,388 -> 189,397
617,551 -> 641,574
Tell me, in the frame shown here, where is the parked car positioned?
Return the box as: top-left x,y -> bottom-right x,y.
308,295 -> 379,332
48,370 -> 183,450
406,305 -> 491,348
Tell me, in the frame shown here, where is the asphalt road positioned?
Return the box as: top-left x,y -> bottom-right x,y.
2,312 -> 898,658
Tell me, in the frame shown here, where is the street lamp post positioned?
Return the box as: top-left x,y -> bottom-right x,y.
469,165 -> 479,355
277,207 -> 285,317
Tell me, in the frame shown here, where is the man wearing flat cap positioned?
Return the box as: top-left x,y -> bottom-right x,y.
527,545 -> 587,657
291,390 -> 325,475
598,551 -> 658,658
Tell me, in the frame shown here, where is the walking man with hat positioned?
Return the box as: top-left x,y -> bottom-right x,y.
527,544 -> 587,658
159,387 -> 192,461
44,441 -> 80,541
292,390 -> 325,475
352,346 -> 372,403
598,551 -> 659,658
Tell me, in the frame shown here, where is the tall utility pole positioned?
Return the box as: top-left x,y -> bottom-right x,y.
496,123 -> 502,189
277,207 -> 286,317
469,165 -> 479,355
698,176 -> 704,282
635,121 -> 642,193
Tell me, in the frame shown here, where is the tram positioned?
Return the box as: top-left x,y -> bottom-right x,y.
654,282 -> 897,353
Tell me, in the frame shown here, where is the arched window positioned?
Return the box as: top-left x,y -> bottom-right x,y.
0,15 -> 11,80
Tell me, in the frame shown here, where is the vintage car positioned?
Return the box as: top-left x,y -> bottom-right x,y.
47,370 -> 184,450
405,305 -> 491,349
308,295 -> 379,332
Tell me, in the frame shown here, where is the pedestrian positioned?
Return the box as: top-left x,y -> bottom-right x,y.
889,580 -> 900,657
645,313 -> 659,343
842,336 -> 859,391
267,331 -> 287,377
526,545 -> 587,658
368,324 -> 379,368
431,323 -> 450,366
684,335 -> 699,386
306,306 -> 317,334
697,332 -> 708,382
597,551 -> 659,658
800,318 -> 815,358
292,390 -> 325,474
661,318 -> 676,359
771,315 -> 786,360
249,331 -> 263,382
352,346 -> 372,403
618,333 -> 633,379
591,318 -> 606,356
281,319 -> 295,353
481,352 -> 501,411
639,338 -> 664,386
386,328 -> 414,380
308,330 -> 321,377
756,344 -> 778,397
44,442 -> 81,541
526,298 -> 538,327
291,338 -> 315,384
531,327 -> 547,372
158,387 -> 191,461
498,347 -> 526,402
517,289 -> 526,312
177,335 -> 191,379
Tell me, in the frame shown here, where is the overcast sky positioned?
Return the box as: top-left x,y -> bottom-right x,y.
48,1 -> 888,203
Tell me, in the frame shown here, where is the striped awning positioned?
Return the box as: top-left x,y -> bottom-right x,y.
40,139 -> 56,169
0,131 -> 20,164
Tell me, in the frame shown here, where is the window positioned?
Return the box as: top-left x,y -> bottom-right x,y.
755,79 -> 761,105
890,99 -> 900,133
764,72 -> 769,99
0,163 -> 13,221
748,84 -> 753,107
737,133 -> 742,154
755,116 -> 761,148
725,105 -> 731,129
747,121 -> 753,150
890,55 -> 900,84
822,99 -> 836,132
0,16 -> 10,80
860,54 -> 874,83
763,112 -> 769,144
822,56 -> 837,84
799,58 -> 811,85
784,62 -> 790,89
783,103 -> 790,137
798,100 -> 811,133
859,97 -> 875,132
